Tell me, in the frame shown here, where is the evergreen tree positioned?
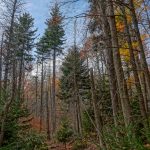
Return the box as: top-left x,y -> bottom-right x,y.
36,36 -> 48,132
59,47 -> 90,106
44,3 -> 65,133
14,13 -> 37,100
15,13 -> 37,62
59,47 -> 90,133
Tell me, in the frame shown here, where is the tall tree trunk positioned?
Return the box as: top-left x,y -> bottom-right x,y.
18,56 -> 24,101
52,49 -> 56,134
72,99 -> 78,133
74,72 -> 82,135
143,0 -> 150,29
128,0 -> 150,98
46,90 -> 50,140
143,74 -> 148,112
35,62 -> 39,117
11,58 -> 17,101
126,63 -> 132,98
40,59 -> 44,132
121,3 -> 148,120
106,0 -> 132,126
3,0 -> 17,93
90,68 -> 106,149
93,0 -> 122,127
48,61 -> 53,138
96,0 -> 131,126
135,54 -> 149,112
0,33 -> 4,100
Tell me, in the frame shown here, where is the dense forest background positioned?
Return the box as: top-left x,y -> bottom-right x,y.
0,0 -> 150,149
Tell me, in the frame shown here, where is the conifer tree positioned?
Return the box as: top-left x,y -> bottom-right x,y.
59,47 -> 90,134
14,13 -> 37,100
36,36 -> 48,131
44,3 -> 65,133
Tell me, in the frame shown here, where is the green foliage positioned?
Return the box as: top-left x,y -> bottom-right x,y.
36,36 -> 48,62
72,138 -> 87,150
0,130 -> 47,150
56,118 -> 73,144
44,3 -> 65,55
95,76 -> 112,121
142,122 -> 150,145
58,47 -> 91,111
14,12 -> 37,62
104,124 -> 147,150
17,130 -> 47,150
0,98 -> 47,150
131,96 -> 141,118
82,108 -> 94,134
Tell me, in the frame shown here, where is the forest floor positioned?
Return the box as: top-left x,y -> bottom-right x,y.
47,142 -> 72,150
47,141 -> 97,150
30,117 -> 98,150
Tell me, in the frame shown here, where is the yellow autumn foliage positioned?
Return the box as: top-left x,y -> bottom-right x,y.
119,42 -> 130,62
127,75 -> 135,87
133,0 -> 143,8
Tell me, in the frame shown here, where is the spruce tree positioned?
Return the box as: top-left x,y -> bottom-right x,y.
36,36 -> 48,131
59,47 -> 90,133
44,3 -> 65,133
14,13 -> 37,100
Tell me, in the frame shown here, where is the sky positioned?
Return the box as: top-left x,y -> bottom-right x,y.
26,0 -> 89,48
24,0 -> 89,75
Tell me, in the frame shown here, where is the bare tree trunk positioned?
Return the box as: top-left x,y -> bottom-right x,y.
128,0 -> 150,97
40,59 -> 44,132
93,0 -> 122,127
135,55 -> 149,112
121,3 -> 148,121
90,68 -> 106,149
74,72 -> 82,135
18,56 -> 23,101
143,74 -> 148,112
48,61 -> 53,138
106,0 -> 132,126
0,33 -> 4,100
3,0 -> 18,93
46,90 -> 50,140
143,0 -> 150,29
72,100 -> 78,133
35,62 -> 38,117
11,58 -> 17,101
126,63 -> 132,98
22,69 -> 25,102
52,49 -> 56,134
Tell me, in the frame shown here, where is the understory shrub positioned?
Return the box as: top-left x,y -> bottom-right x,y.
0,98 -> 47,150
56,118 -> 73,147
72,138 -> 88,150
104,123 -> 147,150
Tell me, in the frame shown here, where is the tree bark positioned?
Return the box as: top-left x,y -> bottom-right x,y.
92,0 -> 120,127
35,62 -> 39,117
46,90 -> 51,140
3,0 -> 17,93
90,68 -> 106,149
128,0 -> 150,99
11,58 -> 17,102
106,0 -> 132,126
51,49 -> 56,134
74,72 -> 82,135
0,33 -> 4,100
40,58 -> 44,132
121,3 -> 148,120
18,56 -> 24,101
